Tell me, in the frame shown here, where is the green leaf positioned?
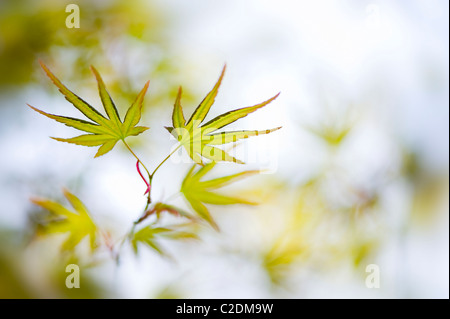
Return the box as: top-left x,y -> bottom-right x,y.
263,236 -> 304,286
122,80 -> 150,135
205,128 -> 281,145
131,225 -> 170,255
202,94 -> 280,133
131,222 -> 198,255
30,189 -> 97,251
95,140 -> 119,158
167,65 -> 281,164
28,61 -> 150,157
181,162 -> 259,229
201,145 -> 243,164
51,134 -> 116,146
90,66 -> 122,130
153,202 -> 196,220
172,87 -> 186,128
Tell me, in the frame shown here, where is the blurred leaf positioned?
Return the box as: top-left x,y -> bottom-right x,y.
154,285 -> 184,299
263,235 -> 304,286
135,202 -> 197,224
0,0 -> 168,87
30,189 -> 97,252
304,123 -> 353,146
28,61 -> 149,157
351,239 -> 377,268
302,105 -> 356,147
165,66 -> 281,164
49,256 -> 107,299
131,222 -> 198,255
181,162 -> 259,229
0,254 -> 33,298
411,174 -> 448,225
153,202 -> 196,220
0,229 -> 33,298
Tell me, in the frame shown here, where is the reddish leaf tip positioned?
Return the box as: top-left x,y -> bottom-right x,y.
89,65 -> 99,75
29,197 -> 41,205
62,187 -> 71,197
38,59 -> 45,68
38,59 -> 51,74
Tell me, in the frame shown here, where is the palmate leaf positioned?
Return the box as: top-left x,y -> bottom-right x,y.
165,65 -> 281,164
135,202 -> 198,224
131,222 -> 199,255
152,202 -> 197,220
30,189 -> 97,252
181,161 -> 259,229
28,61 -> 149,157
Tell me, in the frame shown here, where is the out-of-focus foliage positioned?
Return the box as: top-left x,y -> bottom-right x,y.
251,106 -> 447,290
131,222 -> 198,256
0,0 -> 447,299
29,62 -> 149,157
166,66 -> 281,164
0,0 -> 157,85
145,202 -> 196,221
257,179 -> 382,287
303,109 -> 356,147
402,150 -> 449,226
0,0 -> 198,118
0,230 -> 32,298
31,189 -> 97,252
0,228 -> 106,298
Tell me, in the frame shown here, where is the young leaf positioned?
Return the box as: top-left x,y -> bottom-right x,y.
134,202 -> 198,224
166,65 -> 281,164
153,202 -> 197,220
181,161 -> 259,229
263,236 -> 304,286
131,222 -> 198,255
30,189 -> 97,251
28,61 -> 150,157
131,225 -> 171,255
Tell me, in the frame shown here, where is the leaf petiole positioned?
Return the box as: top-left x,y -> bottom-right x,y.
150,145 -> 181,178
123,140 -> 181,208
122,139 -> 152,203
136,160 -> 150,195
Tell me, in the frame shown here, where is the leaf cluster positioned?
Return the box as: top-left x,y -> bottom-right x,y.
29,62 -> 281,256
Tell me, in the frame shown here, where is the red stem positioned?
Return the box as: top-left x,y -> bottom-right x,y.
136,160 -> 151,195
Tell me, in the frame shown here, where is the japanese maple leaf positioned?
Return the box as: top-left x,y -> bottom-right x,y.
27,61 -> 149,157
131,222 -> 199,255
181,161 -> 259,229
165,65 -> 281,164
31,189 -> 97,251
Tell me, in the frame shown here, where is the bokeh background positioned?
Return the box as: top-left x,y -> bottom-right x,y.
0,0 -> 448,298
